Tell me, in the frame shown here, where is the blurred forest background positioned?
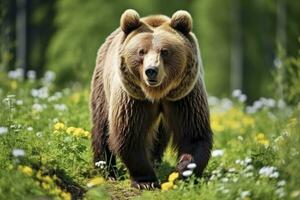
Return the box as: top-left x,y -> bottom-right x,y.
0,0 -> 299,102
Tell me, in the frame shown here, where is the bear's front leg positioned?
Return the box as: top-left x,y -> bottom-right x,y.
163,82 -> 213,177
108,91 -> 161,189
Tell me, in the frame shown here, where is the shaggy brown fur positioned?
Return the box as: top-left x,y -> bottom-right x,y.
90,9 -> 213,189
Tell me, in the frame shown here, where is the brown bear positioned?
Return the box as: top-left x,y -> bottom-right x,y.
90,9 -> 213,189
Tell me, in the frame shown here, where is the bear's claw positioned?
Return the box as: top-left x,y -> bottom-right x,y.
132,181 -> 160,190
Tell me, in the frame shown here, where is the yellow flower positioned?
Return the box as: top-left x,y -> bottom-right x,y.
168,172 -> 179,182
255,133 -> 269,146
54,122 -> 65,131
73,128 -> 84,137
19,166 -> 33,176
83,131 -> 90,137
259,139 -> 270,146
161,181 -> 174,191
42,182 -> 50,190
87,177 -> 105,187
255,133 -> 265,140
42,175 -> 53,184
10,80 -> 18,90
66,127 -> 76,134
61,192 -> 72,200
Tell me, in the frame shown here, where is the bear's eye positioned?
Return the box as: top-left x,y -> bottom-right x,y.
138,48 -> 146,57
160,48 -> 170,57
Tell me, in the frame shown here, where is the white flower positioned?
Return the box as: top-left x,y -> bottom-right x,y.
27,127 -> 33,131
259,166 -> 278,178
244,172 -> 254,177
270,171 -> 279,178
32,103 -> 44,112
245,165 -> 254,171
277,180 -> 286,187
275,187 -> 286,198
232,89 -> 242,98
31,87 -> 49,99
221,177 -> 229,183
54,104 -> 68,111
16,100 -> 23,105
237,136 -> 244,141
238,94 -> 247,103
277,99 -> 286,109
27,70 -> 36,80
246,106 -> 257,114
0,127 -> 8,135
240,191 -> 251,198
208,96 -> 220,106
8,68 -> 24,80
212,149 -> 224,157
12,149 -> 25,157
245,157 -> 252,164
36,132 -> 43,137
228,168 -> 236,173
42,71 -> 56,84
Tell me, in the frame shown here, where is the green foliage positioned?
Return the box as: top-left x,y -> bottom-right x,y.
275,44 -> 300,104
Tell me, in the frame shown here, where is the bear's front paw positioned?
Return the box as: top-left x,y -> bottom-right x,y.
131,180 -> 160,190
176,154 -> 197,178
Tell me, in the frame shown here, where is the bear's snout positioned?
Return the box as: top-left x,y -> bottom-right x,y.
145,67 -> 158,80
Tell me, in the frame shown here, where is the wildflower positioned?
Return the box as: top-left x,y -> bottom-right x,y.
42,71 -> 56,84
161,181 -> 174,191
259,166 -> 279,178
87,177 -> 105,187
245,157 -> 252,164
27,70 -> 36,80
277,180 -> 286,187
212,149 -> 224,157
228,168 -> 236,173
66,127 -> 76,134
168,172 -> 179,182
18,166 -> 33,176
0,127 -> 8,135
221,177 -> 229,183
255,133 -> 270,146
32,103 -> 45,112
54,104 -> 68,111
27,127 -> 33,131
61,192 -> 72,200
54,122 -> 65,131
16,100 -> 23,105
31,87 -> 49,99
73,128 -> 84,137
8,68 -> 23,79
238,94 -> 247,102
12,149 -> 25,157
10,80 -> 18,89
232,89 -> 242,98
241,191 -> 251,198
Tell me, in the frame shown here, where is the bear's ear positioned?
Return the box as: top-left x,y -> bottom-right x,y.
170,10 -> 192,34
120,9 -> 141,34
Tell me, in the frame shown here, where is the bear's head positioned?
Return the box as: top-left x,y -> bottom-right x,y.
120,9 -> 199,101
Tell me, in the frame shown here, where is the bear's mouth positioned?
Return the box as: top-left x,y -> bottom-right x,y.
146,79 -> 161,87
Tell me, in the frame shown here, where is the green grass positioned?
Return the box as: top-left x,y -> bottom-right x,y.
0,71 -> 300,200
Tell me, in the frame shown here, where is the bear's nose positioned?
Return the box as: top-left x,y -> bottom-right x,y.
145,67 -> 158,80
